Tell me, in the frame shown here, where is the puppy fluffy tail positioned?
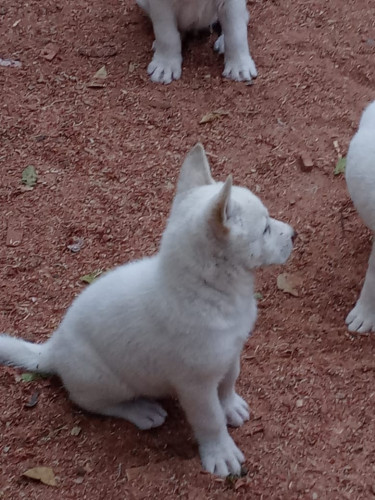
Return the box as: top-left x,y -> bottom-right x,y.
0,334 -> 55,374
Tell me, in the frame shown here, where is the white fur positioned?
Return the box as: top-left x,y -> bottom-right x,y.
0,144 -> 294,476
137,0 -> 257,84
346,101 -> 375,333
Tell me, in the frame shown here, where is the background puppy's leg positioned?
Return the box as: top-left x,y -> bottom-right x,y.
217,0 -> 257,81
177,383 -> 245,477
346,243 -> 375,333
146,0 -> 182,84
218,356 -> 250,427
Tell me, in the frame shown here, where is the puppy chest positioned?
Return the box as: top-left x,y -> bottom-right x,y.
176,0 -> 219,31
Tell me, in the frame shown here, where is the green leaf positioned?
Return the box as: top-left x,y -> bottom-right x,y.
254,292 -> 263,300
80,269 -> 103,284
21,372 -> 43,382
22,165 -> 38,187
334,157 -> 346,176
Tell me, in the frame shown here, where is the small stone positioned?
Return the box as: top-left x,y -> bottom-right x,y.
296,399 -> 304,408
71,426 -> 82,436
299,153 -> 314,172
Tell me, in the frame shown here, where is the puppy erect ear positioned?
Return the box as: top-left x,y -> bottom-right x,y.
209,175 -> 233,236
176,143 -> 214,195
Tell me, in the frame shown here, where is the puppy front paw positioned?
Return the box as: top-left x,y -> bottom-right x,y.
147,54 -> 182,84
346,301 -> 375,333
200,434 -> 245,477
223,55 -> 257,82
222,393 -> 250,427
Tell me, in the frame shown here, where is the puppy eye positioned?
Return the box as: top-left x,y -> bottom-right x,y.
263,224 -> 270,235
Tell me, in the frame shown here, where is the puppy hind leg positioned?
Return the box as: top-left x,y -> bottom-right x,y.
346,241 -> 375,333
72,389 -> 167,430
214,34 -> 225,55
100,399 -> 168,430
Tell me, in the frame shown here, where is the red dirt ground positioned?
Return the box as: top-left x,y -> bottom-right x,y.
1,0 -> 375,498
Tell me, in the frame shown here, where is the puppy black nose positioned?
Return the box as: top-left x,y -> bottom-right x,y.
291,230 -> 298,243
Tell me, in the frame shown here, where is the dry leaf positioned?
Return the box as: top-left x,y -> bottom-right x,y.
199,109 -> 229,124
88,66 -> 107,88
23,467 -> 57,486
78,45 -> 118,58
71,426 -> 82,436
19,185 -> 34,192
234,476 -> 252,490
6,224 -> 23,247
41,43 -> 59,61
333,140 -> 341,155
126,465 -> 147,481
277,273 -> 303,297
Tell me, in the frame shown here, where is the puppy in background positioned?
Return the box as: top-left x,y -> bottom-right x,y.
0,144 -> 294,476
346,101 -> 375,333
137,0 -> 257,84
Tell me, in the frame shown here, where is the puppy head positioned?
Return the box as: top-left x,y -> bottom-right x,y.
168,143 -> 295,271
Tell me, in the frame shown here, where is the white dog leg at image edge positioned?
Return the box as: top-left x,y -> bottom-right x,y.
346,243 -> 375,333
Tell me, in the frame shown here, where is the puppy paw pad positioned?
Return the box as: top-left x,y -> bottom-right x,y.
200,436 -> 245,477
222,393 -> 250,427
346,302 -> 375,334
147,55 -> 182,84
129,400 -> 167,430
223,56 -> 257,81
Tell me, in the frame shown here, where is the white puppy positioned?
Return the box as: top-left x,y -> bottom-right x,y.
346,101 -> 375,333
0,144 -> 294,476
137,0 -> 257,84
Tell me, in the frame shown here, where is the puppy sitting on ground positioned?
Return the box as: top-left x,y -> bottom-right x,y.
0,144 -> 294,476
137,0 -> 257,84
346,101 -> 375,333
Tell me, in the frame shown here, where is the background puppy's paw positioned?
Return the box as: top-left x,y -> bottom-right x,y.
223,56 -> 257,82
214,34 -> 225,54
147,55 -> 182,84
222,393 -> 250,427
346,302 -> 375,333
200,435 -> 244,477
